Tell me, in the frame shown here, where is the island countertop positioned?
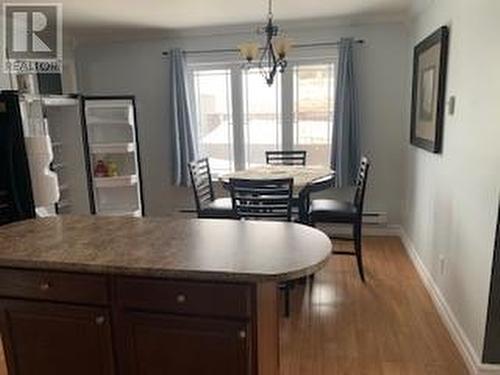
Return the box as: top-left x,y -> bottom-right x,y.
0,216 -> 331,282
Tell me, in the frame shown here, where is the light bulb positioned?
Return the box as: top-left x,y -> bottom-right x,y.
273,36 -> 293,59
238,42 -> 260,62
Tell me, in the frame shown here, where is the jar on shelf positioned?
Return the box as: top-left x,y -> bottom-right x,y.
94,160 -> 108,177
107,160 -> 119,177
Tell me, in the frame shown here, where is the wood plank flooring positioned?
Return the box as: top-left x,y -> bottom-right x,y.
0,236 -> 468,374
280,236 -> 468,374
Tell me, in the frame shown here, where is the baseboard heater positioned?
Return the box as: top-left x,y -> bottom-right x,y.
362,211 -> 388,226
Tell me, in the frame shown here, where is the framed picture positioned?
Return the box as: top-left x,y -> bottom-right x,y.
410,26 -> 449,153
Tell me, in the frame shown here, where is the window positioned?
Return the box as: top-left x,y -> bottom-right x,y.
193,69 -> 233,175
243,69 -> 281,167
293,64 -> 335,166
190,61 -> 335,174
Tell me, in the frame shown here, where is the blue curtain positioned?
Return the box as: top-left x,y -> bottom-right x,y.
331,38 -> 360,188
169,48 -> 199,186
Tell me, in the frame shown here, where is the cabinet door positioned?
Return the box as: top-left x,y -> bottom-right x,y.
122,312 -> 250,375
0,300 -> 114,375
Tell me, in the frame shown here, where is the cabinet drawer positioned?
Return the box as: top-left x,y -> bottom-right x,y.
0,268 -> 109,305
116,278 -> 251,318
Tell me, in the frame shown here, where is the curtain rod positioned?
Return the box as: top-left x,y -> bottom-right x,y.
161,39 -> 364,56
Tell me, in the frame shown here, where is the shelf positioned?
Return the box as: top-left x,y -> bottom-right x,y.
41,97 -> 79,107
98,208 -> 141,217
85,100 -> 132,109
21,94 -> 79,107
86,118 -> 133,126
90,142 -> 135,154
94,175 -> 138,188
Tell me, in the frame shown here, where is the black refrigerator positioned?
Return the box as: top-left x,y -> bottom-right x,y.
0,91 -> 36,225
0,91 -> 144,225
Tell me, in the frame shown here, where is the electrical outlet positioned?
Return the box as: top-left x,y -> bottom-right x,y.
439,255 -> 446,275
448,96 -> 456,115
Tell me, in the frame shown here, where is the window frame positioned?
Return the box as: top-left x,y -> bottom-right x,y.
290,59 -> 336,167
188,55 -> 337,175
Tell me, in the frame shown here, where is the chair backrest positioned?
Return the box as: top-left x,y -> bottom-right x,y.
188,158 -> 215,213
265,150 -> 307,166
229,178 -> 294,221
353,157 -> 370,214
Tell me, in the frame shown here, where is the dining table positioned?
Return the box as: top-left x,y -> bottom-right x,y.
220,165 -> 335,223
219,164 -> 335,195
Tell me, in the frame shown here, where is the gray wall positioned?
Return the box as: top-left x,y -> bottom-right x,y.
403,0 -> 500,363
76,20 -> 409,222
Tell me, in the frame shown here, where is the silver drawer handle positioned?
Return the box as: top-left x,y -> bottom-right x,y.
176,294 -> 186,304
40,282 -> 51,291
95,316 -> 106,325
238,330 -> 246,339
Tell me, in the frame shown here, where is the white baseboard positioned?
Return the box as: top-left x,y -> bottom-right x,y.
398,227 -> 500,375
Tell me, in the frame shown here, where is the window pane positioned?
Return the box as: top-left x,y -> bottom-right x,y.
293,64 -> 334,166
243,69 -> 282,168
193,69 -> 233,174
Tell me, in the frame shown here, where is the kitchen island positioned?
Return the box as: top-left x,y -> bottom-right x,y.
0,216 -> 331,375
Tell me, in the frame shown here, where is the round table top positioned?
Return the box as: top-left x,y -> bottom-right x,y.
220,165 -> 334,193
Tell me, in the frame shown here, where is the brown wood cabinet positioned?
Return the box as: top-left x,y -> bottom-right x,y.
0,269 -> 279,375
0,300 -> 114,375
121,312 -> 250,375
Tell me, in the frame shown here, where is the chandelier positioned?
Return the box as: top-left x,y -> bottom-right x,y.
238,0 -> 292,86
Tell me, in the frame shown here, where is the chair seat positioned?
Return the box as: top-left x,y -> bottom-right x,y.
199,197 -> 234,219
310,199 -> 358,223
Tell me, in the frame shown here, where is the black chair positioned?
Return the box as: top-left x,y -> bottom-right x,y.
229,178 -> 295,317
188,158 -> 233,219
229,178 -> 294,221
265,150 -> 307,166
301,157 -> 370,282
298,173 -> 336,224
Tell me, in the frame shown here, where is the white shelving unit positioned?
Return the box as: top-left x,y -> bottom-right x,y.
83,97 -> 143,217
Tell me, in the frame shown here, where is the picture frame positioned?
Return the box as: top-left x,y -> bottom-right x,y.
410,26 -> 449,153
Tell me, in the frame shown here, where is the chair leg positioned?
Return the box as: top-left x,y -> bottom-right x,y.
308,273 -> 315,295
354,221 -> 365,282
283,286 -> 291,318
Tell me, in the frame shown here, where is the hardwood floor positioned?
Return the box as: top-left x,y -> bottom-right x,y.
0,236 -> 468,375
280,236 -> 469,375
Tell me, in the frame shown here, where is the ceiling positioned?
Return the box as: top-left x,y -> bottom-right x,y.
47,0 -> 413,36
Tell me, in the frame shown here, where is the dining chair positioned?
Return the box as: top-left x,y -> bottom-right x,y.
265,150 -> 307,166
229,177 -> 295,317
188,158 -> 234,219
300,157 -> 370,282
229,178 -> 294,221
